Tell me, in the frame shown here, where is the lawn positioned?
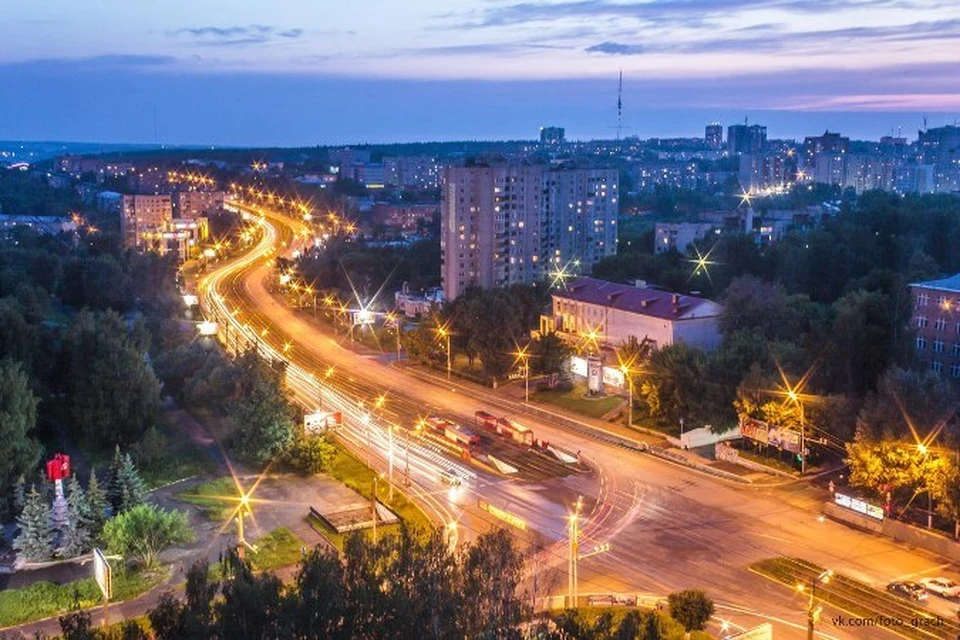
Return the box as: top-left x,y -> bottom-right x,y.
532,383 -> 623,419
736,447 -> 798,475
0,567 -> 167,628
308,440 -> 433,550
176,477 -> 240,521
246,526 -> 306,571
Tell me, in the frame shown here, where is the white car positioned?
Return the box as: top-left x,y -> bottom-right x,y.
920,577 -> 960,598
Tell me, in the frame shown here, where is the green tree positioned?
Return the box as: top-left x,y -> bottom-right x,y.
855,368 -> 958,440
639,611 -> 665,640
86,468 -> 109,537
285,433 -> 336,475
667,589 -> 714,638
532,331 -> 572,387
149,561 -> 218,640
14,484 -> 54,562
215,552 -> 286,640
0,358 -> 43,519
290,548 -> 347,640
102,503 -> 194,569
637,343 -> 708,426
64,310 -> 161,449
108,447 -> 147,515
229,373 -> 296,467
61,476 -> 93,557
462,528 -> 525,640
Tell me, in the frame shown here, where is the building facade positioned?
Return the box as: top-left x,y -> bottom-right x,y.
121,194 -> 173,250
727,124 -> 767,155
540,277 -> 722,352
174,190 -> 225,219
910,273 -> 960,382
440,164 -> 618,300
705,123 -> 723,150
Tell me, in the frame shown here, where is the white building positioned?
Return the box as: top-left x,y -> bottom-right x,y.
541,277 -> 723,351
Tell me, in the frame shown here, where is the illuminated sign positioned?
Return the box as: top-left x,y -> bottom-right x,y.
478,499 -> 527,531
835,492 -> 883,520
197,321 -> 218,336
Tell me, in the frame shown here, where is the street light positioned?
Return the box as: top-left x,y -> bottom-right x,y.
568,496 -> 583,608
798,569 -> 833,640
619,363 -> 634,427
436,324 -> 452,380
513,345 -> 531,403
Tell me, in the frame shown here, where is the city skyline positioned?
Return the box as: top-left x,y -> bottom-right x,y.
1,0 -> 959,145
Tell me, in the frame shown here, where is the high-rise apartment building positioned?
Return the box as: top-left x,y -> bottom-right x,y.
803,131 -> 850,186
727,124 -> 767,154
917,125 -> 960,193
540,127 -> 566,145
174,191 -> 225,219
705,123 -> 723,150
121,194 -> 172,250
440,164 -> 618,300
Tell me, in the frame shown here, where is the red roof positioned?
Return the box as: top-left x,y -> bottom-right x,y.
553,277 -> 720,320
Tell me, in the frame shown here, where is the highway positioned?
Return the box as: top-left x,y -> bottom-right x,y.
200,202 -> 960,639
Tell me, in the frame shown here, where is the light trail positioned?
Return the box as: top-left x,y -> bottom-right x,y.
199,204 -> 464,545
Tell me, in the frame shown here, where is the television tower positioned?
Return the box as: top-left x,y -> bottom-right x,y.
616,70 -> 623,141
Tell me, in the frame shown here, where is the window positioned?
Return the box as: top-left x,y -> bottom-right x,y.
934,340 -> 944,353
932,361 -> 943,374
952,364 -> 960,378
953,343 -> 960,357
935,318 -> 947,331
917,336 -> 927,350
917,317 -> 928,328
918,293 -> 929,306
937,295 -> 947,306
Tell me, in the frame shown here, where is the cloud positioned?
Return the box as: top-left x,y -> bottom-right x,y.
0,54 -> 179,72
585,41 -> 644,55
168,24 -> 305,47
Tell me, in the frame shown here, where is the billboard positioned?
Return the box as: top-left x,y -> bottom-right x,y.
304,411 -> 343,434
93,548 -> 113,600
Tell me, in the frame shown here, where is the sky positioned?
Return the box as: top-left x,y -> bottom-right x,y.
1,0 -> 958,146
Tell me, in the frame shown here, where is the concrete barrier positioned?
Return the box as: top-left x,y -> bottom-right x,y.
825,502 -> 960,562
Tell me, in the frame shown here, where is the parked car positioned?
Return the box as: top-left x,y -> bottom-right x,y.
887,581 -> 928,601
920,577 -> 960,598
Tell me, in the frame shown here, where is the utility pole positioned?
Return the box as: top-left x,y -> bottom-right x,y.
388,427 -> 394,502
372,475 -> 379,544
568,496 -> 583,608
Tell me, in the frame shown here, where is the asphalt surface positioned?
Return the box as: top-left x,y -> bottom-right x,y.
197,204 -> 960,640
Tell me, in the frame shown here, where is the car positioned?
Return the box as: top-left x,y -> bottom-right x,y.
439,469 -> 462,486
886,581 -> 928,601
920,577 -> 960,598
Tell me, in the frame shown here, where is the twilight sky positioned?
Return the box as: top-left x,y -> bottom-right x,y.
1,0 -> 959,145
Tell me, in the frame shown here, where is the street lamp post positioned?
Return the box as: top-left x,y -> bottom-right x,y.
568,496 -> 583,609
802,569 -> 833,640
437,327 -> 451,380
620,365 -> 633,427
788,390 -> 807,475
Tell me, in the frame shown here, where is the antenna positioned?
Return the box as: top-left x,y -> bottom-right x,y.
616,70 -> 623,141
923,116 -> 928,131
153,105 -> 158,147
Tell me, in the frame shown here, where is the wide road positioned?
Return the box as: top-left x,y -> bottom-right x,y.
202,203 -> 960,640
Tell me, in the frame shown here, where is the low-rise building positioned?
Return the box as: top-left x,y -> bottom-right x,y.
910,273 -> 960,382
540,277 -> 723,352
174,190 -> 225,219
0,214 -> 78,236
121,194 -> 173,250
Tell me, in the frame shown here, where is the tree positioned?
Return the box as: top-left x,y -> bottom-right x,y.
64,310 -> 161,449
107,448 -> 147,515
102,503 -> 194,569
86,468 -> 109,537
532,331 -> 572,387
285,433 -> 336,475
149,561 -> 218,640
845,440 -> 927,505
0,358 -> 42,519
13,473 -> 27,517
855,368 -> 958,441
667,589 -> 714,637
636,343 -> 708,426
639,612 -> 665,640
215,553 -> 286,640
61,476 -> 93,557
229,371 -> 296,467
461,528 -> 525,640
15,484 -> 54,562
290,548 -> 347,640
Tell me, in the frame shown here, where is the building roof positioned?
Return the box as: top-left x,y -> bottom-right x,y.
911,274 -> 960,294
554,277 -> 721,321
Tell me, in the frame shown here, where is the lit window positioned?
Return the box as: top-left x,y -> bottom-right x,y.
935,318 -> 947,331
917,336 -> 927,350
932,361 -> 943,374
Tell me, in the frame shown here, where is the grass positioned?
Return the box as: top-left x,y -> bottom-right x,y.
547,606 -> 712,640
137,424 -> 216,489
246,526 -> 306,571
736,447 -> 799,475
0,566 -> 167,628
176,477 -> 240,521
309,439 -> 432,550
531,383 -> 623,419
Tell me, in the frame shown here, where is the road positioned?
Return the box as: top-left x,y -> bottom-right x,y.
200,203 -> 960,640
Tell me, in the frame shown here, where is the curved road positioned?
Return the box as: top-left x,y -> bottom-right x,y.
202,203 -> 960,640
